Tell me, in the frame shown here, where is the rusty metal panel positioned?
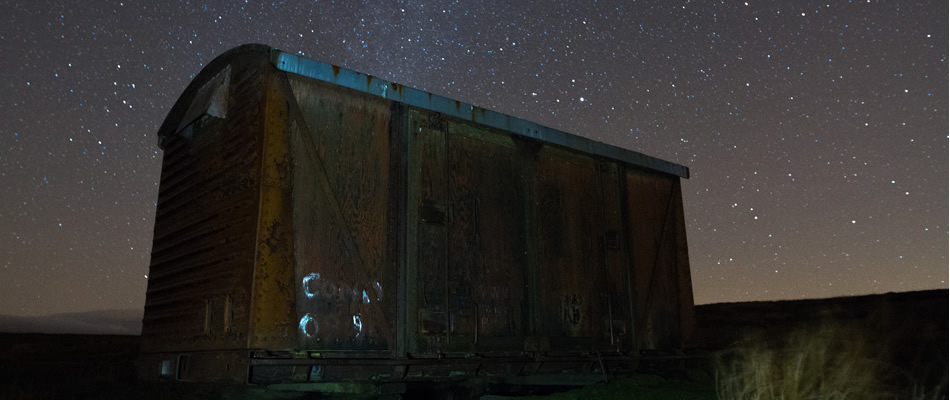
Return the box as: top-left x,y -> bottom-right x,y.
287,75 -> 395,351
410,110 -> 450,355
625,169 -> 683,350
247,71 -> 297,350
444,121 -> 527,350
409,113 -> 532,355
141,57 -> 265,354
534,148 -> 623,351
671,180 -> 696,347
597,162 -> 630,351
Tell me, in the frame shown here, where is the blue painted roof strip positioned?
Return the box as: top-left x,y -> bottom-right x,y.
271,50 -> 689,179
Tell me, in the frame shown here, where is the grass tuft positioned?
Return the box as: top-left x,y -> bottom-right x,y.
714,320 -> 947,400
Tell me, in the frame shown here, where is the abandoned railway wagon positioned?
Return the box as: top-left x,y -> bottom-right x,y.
139,44 -> 695,391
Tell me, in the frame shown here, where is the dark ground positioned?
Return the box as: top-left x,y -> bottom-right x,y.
1,289 -> 945,399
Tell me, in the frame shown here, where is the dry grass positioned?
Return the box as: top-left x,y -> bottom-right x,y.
714,321 -> 947,400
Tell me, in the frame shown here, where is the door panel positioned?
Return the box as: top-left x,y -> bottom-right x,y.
535,148 -> 624,351
411,111 -> 450,353
445,123 -> 527,349
289,78 -> 393,351
625,170 -> 681,350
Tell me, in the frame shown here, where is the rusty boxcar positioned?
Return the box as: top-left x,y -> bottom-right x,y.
139,44 -> 695,392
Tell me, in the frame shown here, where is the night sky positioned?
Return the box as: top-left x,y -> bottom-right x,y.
2,0 -> 946,318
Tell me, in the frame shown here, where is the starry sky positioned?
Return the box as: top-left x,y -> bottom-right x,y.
1,0 -> 946,318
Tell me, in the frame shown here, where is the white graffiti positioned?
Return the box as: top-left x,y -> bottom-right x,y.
302,272 -> 321,298
352,315 -> 362,338
299,313 -> 318,338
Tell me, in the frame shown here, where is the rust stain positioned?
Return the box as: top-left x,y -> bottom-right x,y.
471,106 -> 486,122
264,220 -> 289,254
247,74 -> 296,349
366,74 -> 373,88
390,82 -> 403,97
331,65 -> 341,78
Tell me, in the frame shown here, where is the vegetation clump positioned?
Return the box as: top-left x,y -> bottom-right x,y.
714,321 -> 947,400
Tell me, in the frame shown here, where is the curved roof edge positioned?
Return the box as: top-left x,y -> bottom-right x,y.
157,44 -> 271,145
159,44 -> 689,179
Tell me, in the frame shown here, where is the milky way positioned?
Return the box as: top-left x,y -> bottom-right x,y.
1,0 -> 946,316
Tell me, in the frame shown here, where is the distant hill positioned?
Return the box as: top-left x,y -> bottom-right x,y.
0,309 -> 142,335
